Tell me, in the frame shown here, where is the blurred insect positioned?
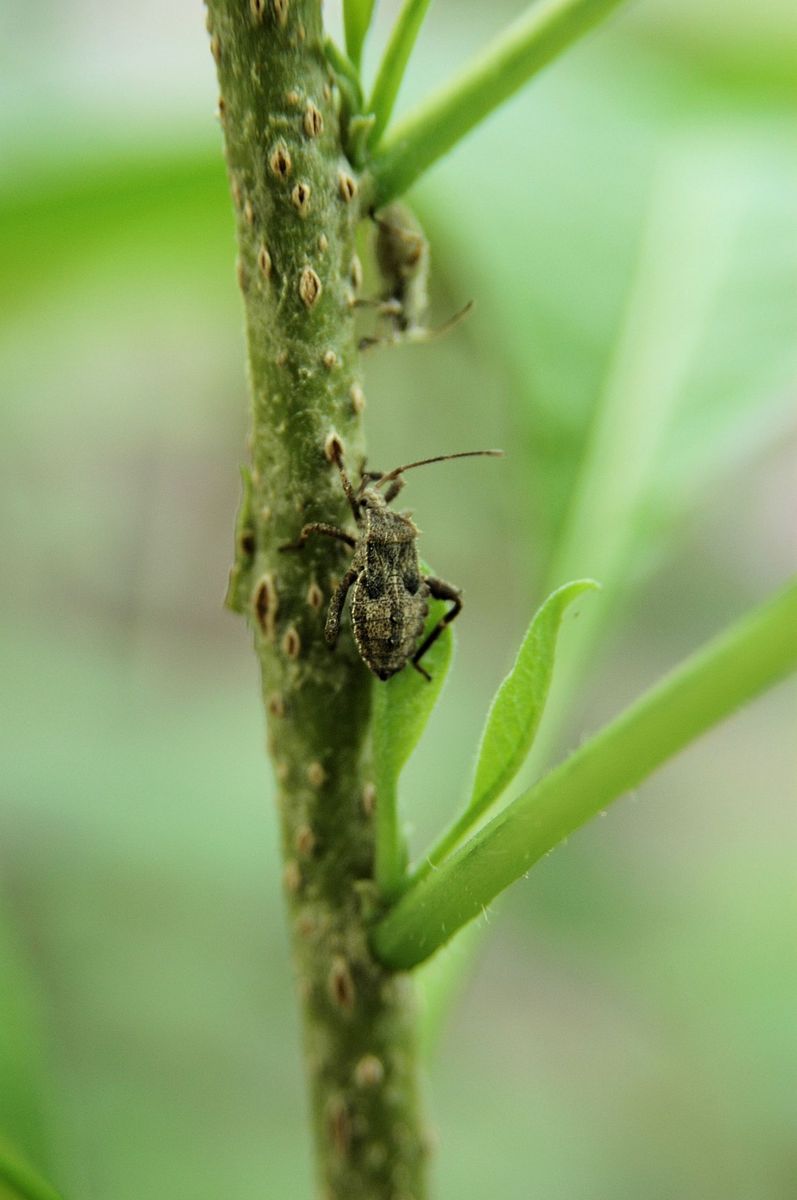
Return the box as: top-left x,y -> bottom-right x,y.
280,445 -> 502,680
358,203 -> 473,351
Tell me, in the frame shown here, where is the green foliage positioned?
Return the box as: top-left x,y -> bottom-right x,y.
535,142 -> 797,739
449,107 -> 797,588
330,1 -> 632,198
429,53 -> 797,785
373,576 -> 797,968
372,575 -> 454,895
3,0 -> 797,1196
470,579 -> 597,814
343,0 -> 378,70
413,579 -> 598,882
369,0 -> 629,202
367,0 -> 434,148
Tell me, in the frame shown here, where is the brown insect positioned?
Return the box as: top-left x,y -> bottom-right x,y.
358,203 -> 473,352
280,445 -> 502,680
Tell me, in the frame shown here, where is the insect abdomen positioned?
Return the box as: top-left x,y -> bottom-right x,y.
350,573 -> 428,680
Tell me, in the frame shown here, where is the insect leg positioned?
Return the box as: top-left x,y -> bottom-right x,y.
351,297 -> 402,314
359,465 -> 383,485
382,475 -> 405,504
328,444 -> 361,520
358,300 -> 472,353
377,298 -> 404,319
279,523 -> 356,552
358,298 -> 406,352
325,565 -> 359,648
404,299 -> 474,344
412,577 -> 462,679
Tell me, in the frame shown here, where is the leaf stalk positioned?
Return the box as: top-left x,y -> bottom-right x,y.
370,0 -> 629,203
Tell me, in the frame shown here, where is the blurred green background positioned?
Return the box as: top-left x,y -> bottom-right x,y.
1,1 -> 796,1197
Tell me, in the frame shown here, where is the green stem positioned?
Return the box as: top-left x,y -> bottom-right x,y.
324,36 -> 365,110
0,1154 -> 65,1200
372,577 -> 797,969
370,0 -> 628,204
344,0 -> 377,70
205,3 -> 428,1197
367,0 -> 434,149
375,775 -> 403,895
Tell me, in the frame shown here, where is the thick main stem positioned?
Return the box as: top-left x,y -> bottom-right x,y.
205,3 -> 427,1196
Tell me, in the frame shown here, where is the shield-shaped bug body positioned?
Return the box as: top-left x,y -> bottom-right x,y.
281,446 -> 502,680
348,492 -> 427,679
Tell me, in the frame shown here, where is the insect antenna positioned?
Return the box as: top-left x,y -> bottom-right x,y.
375,449 -> 503,488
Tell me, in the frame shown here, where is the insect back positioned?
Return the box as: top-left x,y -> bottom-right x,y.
349,503 -> 428,680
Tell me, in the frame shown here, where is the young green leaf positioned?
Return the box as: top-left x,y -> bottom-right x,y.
414,579 -> 598,879
373,575 -> 454,896
471,579 -> 598,810
372,576 -> 797,969
343,0 -> 378,71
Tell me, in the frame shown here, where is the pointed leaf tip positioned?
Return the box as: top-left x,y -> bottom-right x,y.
405,579 -> 599,884
469,579 -> 599,819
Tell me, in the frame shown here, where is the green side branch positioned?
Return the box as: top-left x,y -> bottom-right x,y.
204,3 -> 428,1196
373,577 -> 797,969
370,0 -> 629,203
367,0 -> 434,148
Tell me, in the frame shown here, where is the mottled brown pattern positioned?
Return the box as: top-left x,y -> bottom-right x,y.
348,506 -> 429,680
281,447 -> 471,681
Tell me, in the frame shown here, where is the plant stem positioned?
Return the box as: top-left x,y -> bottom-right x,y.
373,577 -> 797,969
370,0 -> 628,204
204,3 -> 428,1195
367,0 -> 434,148
344,0 -> 376,70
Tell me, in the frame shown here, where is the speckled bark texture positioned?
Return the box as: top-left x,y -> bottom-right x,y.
204,2 -> 428,1197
